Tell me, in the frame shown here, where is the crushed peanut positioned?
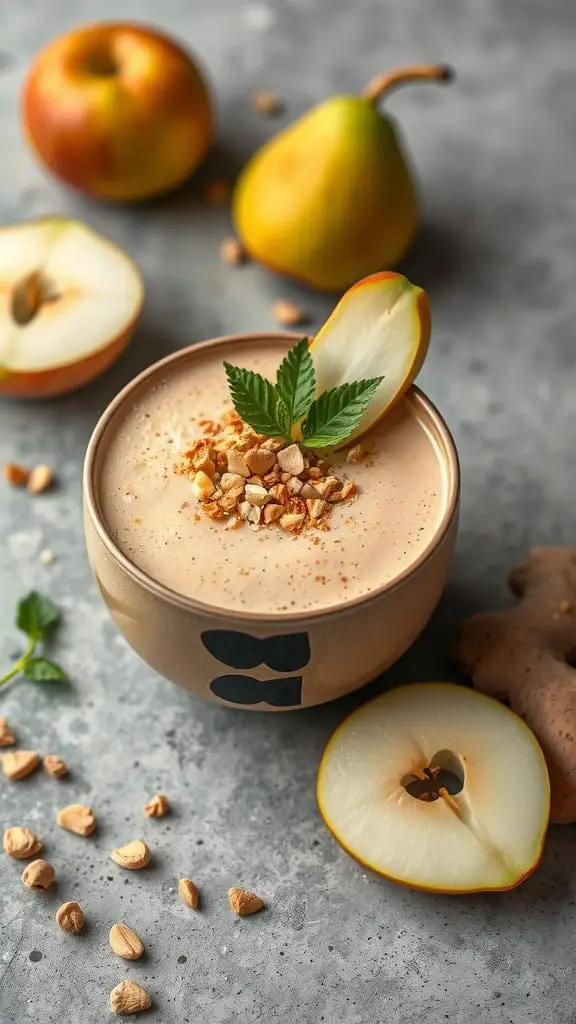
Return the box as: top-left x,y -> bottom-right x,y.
110,980 -> 152,1016
28,464 -> 54,494
43,754 -> 69,778
178,877 -> 200,909
56,901 -> 85,933
220,237 -> 246,266
272,299 -> 306,326
177,411 -> 358,534
144,793 -> 170,818
109,923 -> 145,960
110,839 -> 151,870
2,749 -> 40,780
57,803 -> 96,837
3,826 -> 42,860
22,858 -> 55,891
0,716 -> 16,747
228,887 -> 265,916
3,463 -> 30,487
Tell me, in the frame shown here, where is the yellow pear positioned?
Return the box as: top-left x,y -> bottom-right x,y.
233,64 -> 454,292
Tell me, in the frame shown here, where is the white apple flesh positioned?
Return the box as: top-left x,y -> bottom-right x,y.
317,683 -> 550,893
0,217 -> 143,398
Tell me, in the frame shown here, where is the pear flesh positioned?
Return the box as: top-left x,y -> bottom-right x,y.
317,683 -> 550,893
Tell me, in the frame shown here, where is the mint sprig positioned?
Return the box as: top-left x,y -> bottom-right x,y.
1,592 -> 67,688
224,338 -> 384,448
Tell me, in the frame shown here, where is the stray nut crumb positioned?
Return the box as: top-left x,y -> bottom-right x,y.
144,793 -> 170,818
272,299 -> 306,327
2,749 -> 40,780
251,91 -> 283,115
0,716 -> 16,747
28,464 -> 54,494
346,444 -> 366,464
110,980 -> 152,1016
43,754 -> 69,779
220,237 -> 246,266
3,463 -> 30,487
203,180 -> 230,205
57,804 -> 96,837
110,839 -> 151,870
109,923 -> 145,960
22,858 -> 55,891
228,887 -> 265,916
3,826 -> 42,860
56,901 -> 85,933
178,877 -> 200,909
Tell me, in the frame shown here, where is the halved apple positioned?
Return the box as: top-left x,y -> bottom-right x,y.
317,683 -> 550,893
0,217 -> 144,398
309,271 -> 429,445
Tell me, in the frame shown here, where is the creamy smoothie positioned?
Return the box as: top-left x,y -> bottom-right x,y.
98,338 -> 449,615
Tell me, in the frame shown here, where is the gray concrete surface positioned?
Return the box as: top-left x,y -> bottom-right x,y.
1,0 -> 576,1020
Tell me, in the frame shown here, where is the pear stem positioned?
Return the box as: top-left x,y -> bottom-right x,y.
363,63 -> 454,105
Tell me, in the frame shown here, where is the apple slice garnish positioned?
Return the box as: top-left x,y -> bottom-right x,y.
317,683 -> 550,893
0,216 -> 144,399
309,271 -> 429,446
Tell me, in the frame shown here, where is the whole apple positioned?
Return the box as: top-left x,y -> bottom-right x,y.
22,22 -> 213,202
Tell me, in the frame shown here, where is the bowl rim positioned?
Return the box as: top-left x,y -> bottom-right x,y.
83,332 -> 461,625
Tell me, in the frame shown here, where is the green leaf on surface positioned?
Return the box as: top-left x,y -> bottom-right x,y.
275,337 -> 316,428
224,363 -> 290,437
23,658 -> 67,682
302,376 -> 384,448
16,592 -> 60,641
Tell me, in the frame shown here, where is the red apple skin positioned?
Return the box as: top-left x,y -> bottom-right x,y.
22,22 -> 213,202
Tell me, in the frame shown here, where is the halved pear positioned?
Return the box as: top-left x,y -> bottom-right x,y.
309,271 -> 429,445
0,216 -> 144,398
317,683 -> 550,893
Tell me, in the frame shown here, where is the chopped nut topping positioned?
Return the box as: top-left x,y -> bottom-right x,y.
56,901 -> 85,933
0,716 -> 16,747
286,476 -> 303,496
22,858 -> 55,890
263,503 -> 284,525
246,448 -> 276,475
2,750 -> 40,780
301,482 -> 320,500
228,887 -> 265,916
144,793 -> 170,818
43,754 -> 69,778
221,472 -> 244,492
280,512 -> 306,533
110,980 -> 152,1016
220,237 -> 246,266
306,498 -> 329,521
3,826 -> 42,859
3,463 -> 30,487
57,804 -> 96,837
272,299 -> 306,327
245,483 -> 270,507
269,483 -> 288,504
277,444 -> 305,476
227,450 -> 250,477
191,470 -> 215,500
178,877 -> 200,909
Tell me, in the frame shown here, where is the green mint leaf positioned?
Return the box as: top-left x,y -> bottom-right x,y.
224,363 -> 289,437
302,376 -> 384,448
275,337 -> 316,428
16,592 -> 60,641
23,657 -> 67,682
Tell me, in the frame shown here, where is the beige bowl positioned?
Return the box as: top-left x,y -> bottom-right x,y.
83,333 -> 460,711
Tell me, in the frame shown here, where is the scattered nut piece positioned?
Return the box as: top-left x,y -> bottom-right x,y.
346,443 -> 366,464
28,464 -> 54,494
227,450 -> 250,477
109,923 -> 145,960
203,180 -> 230,204
301,482 -> 320,500
246,448 -> 276,476
261,437 -> 284,452
269,483 -> 288,504
239,500 -> 252,521
3,463 -> 30,487
178,877 -> 200,909
306,498 -> 329,521
57,804 -> 96,837
251,91 -> 283,116
191,470 -> 215,500
280,512 -> 306,534
245,483 -> 270,507
277,444 -> 305,476
272,299 -> 306,327
228,887 -> 265,916
0,716 -> 16,747
3,826 -> 42,860
263,503 -> 284,525
248,505 -> 262,525
340,481 -> 357,501
144,793 -> 170,818
22,858 -> 55,891
220,472 -> 244,492
2,750 -> 40,780
110,840 -> 151,870
315,477 -> 339,499
220,237 -> 246,266
110,980 -> 152,1016
43,754 -> 69,779
56,901 -> 85,933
